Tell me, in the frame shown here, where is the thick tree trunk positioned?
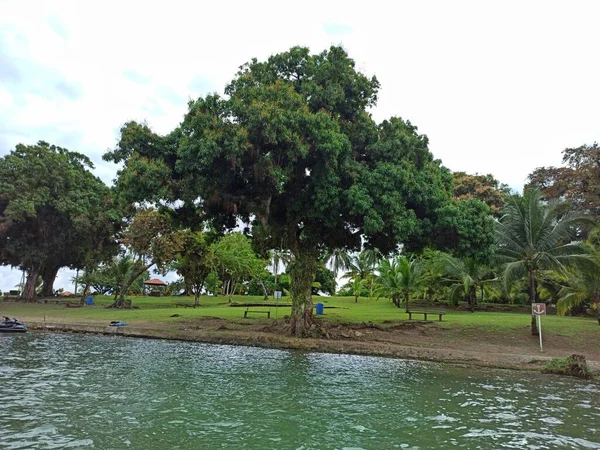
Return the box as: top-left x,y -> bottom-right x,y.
22,267 -> 40,301
41,265 -> 59,297
404,291 -> 409,313
194,291 -> 200,307
289,249 -> 317,336
529,269 -> 538,335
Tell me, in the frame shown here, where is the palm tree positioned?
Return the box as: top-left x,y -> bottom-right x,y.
436,254 -> 496,310
375,256 -> 423,311
346,249 -> 379,281
324,248 -> 350,294
556,254 -> 600,325
350,276 -> 365,303
495,188 -> 592,334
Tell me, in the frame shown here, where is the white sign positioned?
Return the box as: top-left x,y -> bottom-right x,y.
532,303 -> 546,316
532,303 -> 546,352
274,291 -> 282,300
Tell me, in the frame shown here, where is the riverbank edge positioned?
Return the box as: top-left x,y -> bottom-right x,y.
27,321 -> 597,376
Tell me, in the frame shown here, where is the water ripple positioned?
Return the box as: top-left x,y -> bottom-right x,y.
0,333 -> 599,449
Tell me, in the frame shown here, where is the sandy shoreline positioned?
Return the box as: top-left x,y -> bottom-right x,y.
24,320 -> 600,375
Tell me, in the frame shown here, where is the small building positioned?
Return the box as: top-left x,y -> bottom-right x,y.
144,278 -> 168,297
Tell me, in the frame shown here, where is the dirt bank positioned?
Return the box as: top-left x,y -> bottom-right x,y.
25,317 -> 600,375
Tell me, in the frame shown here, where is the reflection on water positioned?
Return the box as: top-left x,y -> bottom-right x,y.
0,333 -> 599,449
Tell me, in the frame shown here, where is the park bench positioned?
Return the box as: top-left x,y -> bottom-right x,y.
407,310 -> 446,322
243,308 -> 271,319
175,302 -> 196,308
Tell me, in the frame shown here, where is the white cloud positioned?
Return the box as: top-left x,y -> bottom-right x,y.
0,0 -> 599,291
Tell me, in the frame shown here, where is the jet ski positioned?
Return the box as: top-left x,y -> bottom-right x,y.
0,316 -> 27,333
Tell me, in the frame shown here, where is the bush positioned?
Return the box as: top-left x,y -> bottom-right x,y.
543,354 -> 591,379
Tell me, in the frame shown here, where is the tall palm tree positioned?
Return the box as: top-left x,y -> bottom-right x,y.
375,256 -> 423,311
436,254 -> 496,310
495,188 -> 592,334
324,248 -> 350,294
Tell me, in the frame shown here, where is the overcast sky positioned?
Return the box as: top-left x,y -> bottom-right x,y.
1,0 -> 598,292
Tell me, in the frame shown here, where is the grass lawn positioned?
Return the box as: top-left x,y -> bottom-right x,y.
2,294 -> 598,338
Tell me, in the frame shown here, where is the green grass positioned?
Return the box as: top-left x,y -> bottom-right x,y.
2,294 -> 598,338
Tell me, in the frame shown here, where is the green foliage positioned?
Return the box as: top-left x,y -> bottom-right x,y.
84,255 -> 150,296
434,199 -> 495,261
0,141 -> 119,300
555,250 -> 600,321
175,230 -> 210,303
435,253 -> 496,308
313,265 -> 335,296
345,249 -> 380,280
495,188 -> 594,333
349,276 -> 366,303
374,256 -> 423,310
495,189 -> 592,299
110,209 -> 183,307
208,233 -> 266,300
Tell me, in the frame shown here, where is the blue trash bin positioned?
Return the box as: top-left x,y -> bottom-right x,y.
86,296 -> 93,306
315,303 -> 324,315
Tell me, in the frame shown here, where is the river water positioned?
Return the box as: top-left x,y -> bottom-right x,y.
0,333 -> 599,449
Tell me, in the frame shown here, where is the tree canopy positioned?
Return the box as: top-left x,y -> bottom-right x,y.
452,171 -> 510,217
103,46 -> 491,334
0,141 -> 118,300
528,143 -> 600,218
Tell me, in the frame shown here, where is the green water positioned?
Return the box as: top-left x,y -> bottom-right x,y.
0,333 -> 599,449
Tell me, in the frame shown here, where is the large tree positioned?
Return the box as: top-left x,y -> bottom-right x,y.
105,46 -> 459,335
0,141 -> 117,300
528,142 -> 600,218
495,188 -> 592,334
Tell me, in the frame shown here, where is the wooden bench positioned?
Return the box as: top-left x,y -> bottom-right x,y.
407,310 -> 446,322
43,299 -> 70,305
243,308 -> 271,318
175,302 -> 196,308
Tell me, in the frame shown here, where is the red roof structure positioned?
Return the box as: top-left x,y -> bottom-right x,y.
143,278 -> 167,286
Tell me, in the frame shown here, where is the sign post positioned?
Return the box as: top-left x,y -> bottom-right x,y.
532,303 -> 546,352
